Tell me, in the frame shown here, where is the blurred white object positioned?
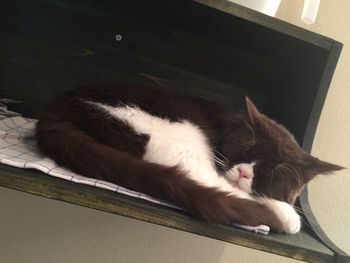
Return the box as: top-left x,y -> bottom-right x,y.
301,0 -> 320,24
228,0 -> 320,24
228,0 -> 281,16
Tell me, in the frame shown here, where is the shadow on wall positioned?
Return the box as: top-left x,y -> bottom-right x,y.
0,187 -> 227,263
0,187 -> 305,263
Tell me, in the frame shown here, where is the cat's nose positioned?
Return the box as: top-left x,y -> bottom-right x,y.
238,167 -> 249,178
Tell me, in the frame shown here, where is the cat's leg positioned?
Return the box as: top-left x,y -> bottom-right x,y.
259,198 -> 301,234
43,98 -> 149,158
194,191 -> 300,233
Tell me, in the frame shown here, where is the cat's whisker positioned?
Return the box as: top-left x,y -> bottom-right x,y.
199,125 -> 216,134
236,116 -> 256,146
252,190 -> 263,198
284,231 -> 291,244
279,163 -> 301,187
299,217 -> 313,230
269,170 -> 276,187
253,191 -> 269,201
297,230 -> 304,246
209,154 -> 228,168
290,204 -> 302,211
213,150 -> 229,163
235,140 -> 255,149
212,157 -> 227,168
292,206 -> 313,218
292,206 -> 305,214
211,154 -> 227,166
279,169 -> 286,191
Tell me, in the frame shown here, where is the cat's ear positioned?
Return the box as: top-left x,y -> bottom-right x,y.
302,154 -> 344,181
245,96 -> 262,124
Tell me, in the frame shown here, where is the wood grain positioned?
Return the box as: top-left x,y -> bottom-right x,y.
0,164 -> 334,263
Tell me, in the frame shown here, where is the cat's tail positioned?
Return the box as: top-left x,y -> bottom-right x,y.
36,118 -> 290,232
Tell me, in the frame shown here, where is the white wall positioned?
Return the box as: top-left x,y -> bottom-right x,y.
0,1 -> 349,262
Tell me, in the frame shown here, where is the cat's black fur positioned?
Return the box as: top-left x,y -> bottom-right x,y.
36,82 -> 343,232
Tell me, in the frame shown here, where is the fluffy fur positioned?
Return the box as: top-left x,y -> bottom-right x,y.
36,83 -> 343,233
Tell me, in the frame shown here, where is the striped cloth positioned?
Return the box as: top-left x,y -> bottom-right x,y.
0,116 -> 270,235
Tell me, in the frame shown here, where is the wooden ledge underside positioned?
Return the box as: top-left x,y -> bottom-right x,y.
0,164 -> 334,263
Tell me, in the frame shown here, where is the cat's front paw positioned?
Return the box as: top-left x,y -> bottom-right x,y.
269,200 -> 301,234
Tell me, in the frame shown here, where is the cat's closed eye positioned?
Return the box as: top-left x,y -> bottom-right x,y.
252,162 -> 305,204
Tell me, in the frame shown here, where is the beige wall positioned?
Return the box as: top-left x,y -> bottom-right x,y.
0,1 -> 349,262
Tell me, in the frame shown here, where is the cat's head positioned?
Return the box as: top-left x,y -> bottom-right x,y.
219,97 -> 344,204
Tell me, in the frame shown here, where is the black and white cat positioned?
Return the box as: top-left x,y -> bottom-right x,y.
36,83 -> 343,233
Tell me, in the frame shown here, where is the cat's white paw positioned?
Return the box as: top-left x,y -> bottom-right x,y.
269,200 -> 301,234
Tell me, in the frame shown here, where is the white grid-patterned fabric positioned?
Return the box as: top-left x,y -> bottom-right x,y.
0,116 -> 179,209
0,116 -> 269,235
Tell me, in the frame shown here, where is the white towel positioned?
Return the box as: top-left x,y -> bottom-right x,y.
0,116 -> 269,235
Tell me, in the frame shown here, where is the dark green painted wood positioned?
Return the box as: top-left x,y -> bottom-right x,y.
0,0 -> 271,116
0,164 -> 334,263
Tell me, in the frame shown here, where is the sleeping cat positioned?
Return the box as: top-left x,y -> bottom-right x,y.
36,83 -> 343,233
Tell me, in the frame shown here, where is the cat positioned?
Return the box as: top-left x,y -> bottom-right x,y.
36,82 -> 343,233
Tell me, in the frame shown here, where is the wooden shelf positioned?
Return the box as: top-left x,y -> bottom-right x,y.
1,0 -> 348,262
0,164 -> 336,262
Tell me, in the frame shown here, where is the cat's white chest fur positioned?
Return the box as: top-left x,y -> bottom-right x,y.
90,103 -> 249,197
